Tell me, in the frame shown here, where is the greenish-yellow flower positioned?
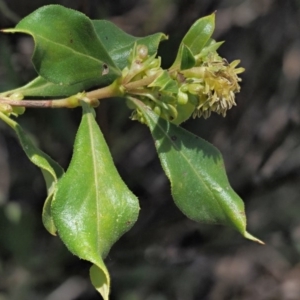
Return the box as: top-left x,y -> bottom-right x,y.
181,53 -> 245,119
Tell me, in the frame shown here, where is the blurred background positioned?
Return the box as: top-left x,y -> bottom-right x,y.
1,0 -> 300,299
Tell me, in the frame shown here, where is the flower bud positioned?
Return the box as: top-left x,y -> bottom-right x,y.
137,45 -> 148,60
12,107 -> 25,115
9,92 -> 24,100
188,83 -> 202,95
166,104 -> 178,121
177,89 -> 188,105
153,105 -> 161,116
182,67 -> 205,79
0,103 -> 12,114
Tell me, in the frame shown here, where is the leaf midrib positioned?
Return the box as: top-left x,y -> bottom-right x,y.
87,113 -> 101,254
148,111 -> 227,216
35,33 -> 106,65
185,24 -> 212,53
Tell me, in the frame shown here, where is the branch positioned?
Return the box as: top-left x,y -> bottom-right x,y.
0,81 -> 124,109
0,73 -> 159,110
0,98 -> 52,108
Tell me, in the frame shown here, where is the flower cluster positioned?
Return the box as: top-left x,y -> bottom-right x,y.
122,44 -> 161,85
180,52 -> 245,119
122,42 -> 244,124
123,44 -> 179,124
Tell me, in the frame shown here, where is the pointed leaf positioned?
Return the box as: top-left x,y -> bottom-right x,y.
42,193 -> 57,235
180,44 -> 196,70
90,264 -> 110,300
182,13 -> 215,54
4,5 -> 121,86
197,40 -> 224,59
93,20 -> 167,70
1,19 -> 167,99
52,102 -> 140,299
171,14 -> 215,70
0,112 -> 64,235
131,99 -> 263,244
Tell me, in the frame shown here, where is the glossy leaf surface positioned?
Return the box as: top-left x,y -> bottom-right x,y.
52,102 -> 140,299
93,20 -> 167,70
4,5 -> 120,86
0,112 -> 64,235
171,14 -> 215,70
181,13 -> 215,54
1,17 -> 166,98
131,99 -> 262,244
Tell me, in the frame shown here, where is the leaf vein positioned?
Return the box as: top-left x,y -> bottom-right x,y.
87,114 -> 101,253
150,113 -> 226,215
36,34 -> 103,64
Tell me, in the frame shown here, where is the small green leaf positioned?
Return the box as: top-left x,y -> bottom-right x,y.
148,70 -> 178,94
90,264 -> 110,300
172,100 -> 196,125
182,13 -> 215,54
93,20 -> 167,70
42,193 -> 57,235
171,13 -> 215,70
131,99 -> 263,244
0,112 -> 64,235
52,102 -> 140,299
197,40 -> 224,60
180,45 -> 196,70
4,5 -> 120,86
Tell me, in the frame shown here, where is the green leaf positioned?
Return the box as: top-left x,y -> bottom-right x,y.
180,45 -> 196,70
0,112 -> 64,235
197,40 -> 224,60
52,102 -> 140,300
42,193 -> 57,235
148,70 -> 178,94
131,99 -> 263,244
1,17 -> 166,99
0,76 -> 101,98
171,13 -> 215,70
93,20 -> 167,70
90,264 -> 110,300
182,13 -> 215,54
4,5 -> 121,86
172,100 -> 196,125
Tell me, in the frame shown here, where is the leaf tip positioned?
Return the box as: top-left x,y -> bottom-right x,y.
2,27 -> 20,32
162,33 -> 169,41
244,231 -> 265,245
90,264 -> 110,300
